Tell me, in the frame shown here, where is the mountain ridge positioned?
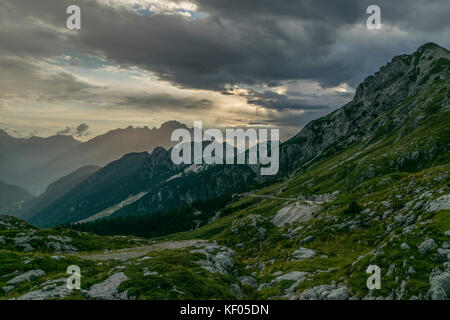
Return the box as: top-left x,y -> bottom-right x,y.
0,121 -> 190,194
28,42 -> 450,228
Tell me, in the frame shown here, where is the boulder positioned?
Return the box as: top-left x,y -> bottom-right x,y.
426,194 -> 450,212
291,247 -> 317,260
428,264 -> 450,300
418,239 -> 438,254
83,272 -> 130,300
191,243 -> 236,275
230,284 -> 242,298
400,242 -> 410,250
239,276 -> 258,288
17,278 -> 71,300
7,269 -> 45,285
299,283 -> 349,300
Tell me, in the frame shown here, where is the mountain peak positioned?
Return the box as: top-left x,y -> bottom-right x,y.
160,120 -> 187,130
416,42 -> 447,55
353,42 -> 449,104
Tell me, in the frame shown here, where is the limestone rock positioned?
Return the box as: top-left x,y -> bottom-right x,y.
291,247 -> 317,260
239,276 -> 258,288
428,264 -> 450,300
17,278 -> 72,300
418,239 -> 438,254
7,269 -> 45,285
83,272 -> 130,300
191,243 -> 236,275
400,242 -> 410,250
299,283 -> 349,300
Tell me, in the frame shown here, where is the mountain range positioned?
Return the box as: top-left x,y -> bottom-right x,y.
0,121 -> 189,194
24,42 -> 449,229
0,42 -> 449,300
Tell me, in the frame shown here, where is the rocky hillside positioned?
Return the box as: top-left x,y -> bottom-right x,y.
1,162 -> 448,300
29,148 -> 181,227
280,42 -> 449,177
17,165 -> 101,221
27,139 -> 261,227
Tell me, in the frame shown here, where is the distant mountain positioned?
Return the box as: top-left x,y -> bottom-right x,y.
18,165 -> 101,221
29,142 -> 259,227
0,121 -> 189,194
30,43 -> 450,228
0,180 -> 34,213
0,132 -> 80,194
30,147 -> 180,227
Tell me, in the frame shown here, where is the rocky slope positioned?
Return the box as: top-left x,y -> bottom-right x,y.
17,165 -> 101,221
280,42 -> 449,176
30,142 -> 261,227
30,148 -> 180,227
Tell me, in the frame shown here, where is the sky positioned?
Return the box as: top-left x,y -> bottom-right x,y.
0,0 -> 449,141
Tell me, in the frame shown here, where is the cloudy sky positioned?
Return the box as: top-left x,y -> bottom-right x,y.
0,0 -> 449,140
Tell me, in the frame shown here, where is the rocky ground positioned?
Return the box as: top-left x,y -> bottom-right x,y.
0,164 -> 448,300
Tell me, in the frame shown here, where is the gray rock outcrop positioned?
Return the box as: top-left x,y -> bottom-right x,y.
299,283 -> 349,300
83,272 -> 130,300
291,247 -> 317,260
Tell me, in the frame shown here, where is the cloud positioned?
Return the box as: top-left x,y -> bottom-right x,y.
56,126 -> 72,135
57,123 -> 89,137
117,93 -> 214,111
0,56 -> 100,104
4,0 -> 448,93
75,123 -> 89,136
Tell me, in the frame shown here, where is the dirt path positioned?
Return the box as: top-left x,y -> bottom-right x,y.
79,239 -> 206,261
247,194 -> 297,201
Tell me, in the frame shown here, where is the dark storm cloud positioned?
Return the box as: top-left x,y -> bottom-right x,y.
75,123 -> 89,136
246,90 -> 330,111
80,0 -> 450,91
0,1 -> 69,58
56,126 -> 72,135
193,0 -> 367,24
0,56 -> 99,103
1,0 -> 449,113
118,94 -> 214,111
